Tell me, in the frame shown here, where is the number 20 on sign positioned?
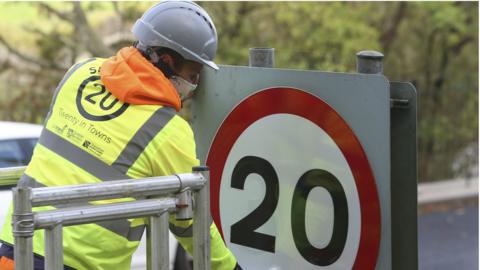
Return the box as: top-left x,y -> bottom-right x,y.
207,88 -> 381,270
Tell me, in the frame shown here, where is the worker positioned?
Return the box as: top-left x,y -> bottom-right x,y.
0,1 -> 241,269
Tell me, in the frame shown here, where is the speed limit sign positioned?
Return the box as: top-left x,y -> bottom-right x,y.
206,88 -> 381,269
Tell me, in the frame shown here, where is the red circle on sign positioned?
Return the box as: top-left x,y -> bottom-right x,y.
206,87 -> 381,269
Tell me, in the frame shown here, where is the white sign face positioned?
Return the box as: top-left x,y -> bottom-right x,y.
219,114 -> 361,269
206,88 -> 381,270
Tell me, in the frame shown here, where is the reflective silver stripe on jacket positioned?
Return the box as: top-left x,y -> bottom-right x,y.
112,106 -> 176,174
169,223 -> 193,238
39,129 -> 128,181
169,219 -> 214,238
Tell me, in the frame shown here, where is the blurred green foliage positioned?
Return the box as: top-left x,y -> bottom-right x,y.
0,2 -> 477,181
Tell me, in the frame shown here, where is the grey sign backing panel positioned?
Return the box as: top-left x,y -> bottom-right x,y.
390,81 -> 418,270
191,65 -> 391,269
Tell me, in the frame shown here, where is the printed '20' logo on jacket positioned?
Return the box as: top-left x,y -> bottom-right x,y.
76,76 -> 129,121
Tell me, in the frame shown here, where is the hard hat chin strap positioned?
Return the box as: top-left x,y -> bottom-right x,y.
135,41 -> 177,78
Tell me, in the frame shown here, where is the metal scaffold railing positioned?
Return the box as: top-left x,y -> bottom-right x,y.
0,166 -> 211,270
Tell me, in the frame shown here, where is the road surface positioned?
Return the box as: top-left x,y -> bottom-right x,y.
419,204 -> 478,270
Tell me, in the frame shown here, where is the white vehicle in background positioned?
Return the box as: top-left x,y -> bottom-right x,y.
0,121 -> 42,169
0,121 -> 191,270
0,122 -> 43,250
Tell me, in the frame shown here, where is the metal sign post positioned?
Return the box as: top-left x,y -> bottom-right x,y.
389,82 -> 418,270
249,48 -> 275,68
357,50 -> 418,270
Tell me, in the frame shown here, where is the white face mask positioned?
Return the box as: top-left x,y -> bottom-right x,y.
170,76 -> 198,102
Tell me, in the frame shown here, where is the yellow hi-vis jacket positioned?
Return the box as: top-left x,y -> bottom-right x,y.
1,47 -> 237,270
